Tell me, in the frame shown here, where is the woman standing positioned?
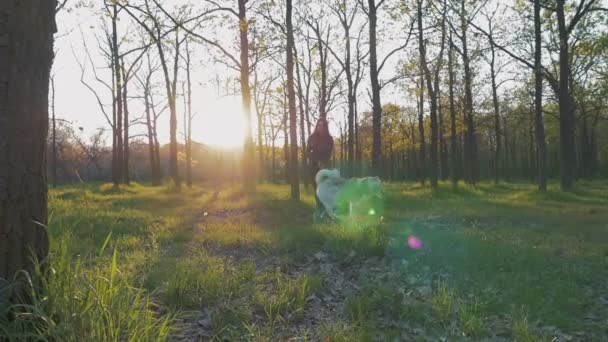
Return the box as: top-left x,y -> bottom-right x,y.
307,118 -> 334,213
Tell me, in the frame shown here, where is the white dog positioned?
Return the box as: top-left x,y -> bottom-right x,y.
315,169 -> 384,221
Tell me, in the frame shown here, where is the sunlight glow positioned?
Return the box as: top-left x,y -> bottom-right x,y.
193,95 -> 247,148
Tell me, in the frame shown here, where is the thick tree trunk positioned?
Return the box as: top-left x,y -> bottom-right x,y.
286,0 -> 300,200
534,0 -> 547,191
239,0 -> 255,191
51,77 -> 57,187
556,0 -> 576,190
368,0 -> 382,175
1,0 -> 55,280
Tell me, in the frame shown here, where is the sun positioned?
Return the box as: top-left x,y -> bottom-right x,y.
193,95 -> 247,148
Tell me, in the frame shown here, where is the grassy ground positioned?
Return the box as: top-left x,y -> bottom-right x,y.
2,180 -> 607,341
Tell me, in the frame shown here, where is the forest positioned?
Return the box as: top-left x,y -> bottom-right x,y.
1,0 -> 608,341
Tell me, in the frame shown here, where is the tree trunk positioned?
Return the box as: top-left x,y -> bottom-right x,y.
438,86 -> 447,181
51,76 -> 57,187
338,9 -> 355,177
418,0 -> 446,190
271,132 -> 277,183
354,104 -> 361,176
239,0 -> 255,192
460,0 -> 478,185
555,0 -> 576,190
529,113 -> 535,183
294,47 -> 308,186
417,73 -> 426,184
448,33 -> 459,187
257,106 -> 265,183
122,59 -> 130,185
154,124 -> 161,181
112,4 -> 124,185
1,0 -> 55,280
149,87 -> 162,184
286,0 -> 300,200
534,0 -> 547,191
503,115 -> 510,181
144,80 -> 159,185
185,39 -> 193,187
151,24 -> 179,188
490,42 -> 500,185
368,0 -> 382,175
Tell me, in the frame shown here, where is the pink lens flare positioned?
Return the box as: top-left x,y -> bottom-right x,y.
407,236 -> 423,250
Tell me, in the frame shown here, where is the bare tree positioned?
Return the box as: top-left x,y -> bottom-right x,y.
534,0 -> 547,191
286,0 -> 300,199
122,0 -> 186,189
418,0 -> 447,189
364,0 -> 383,175
136,54 -> 163,185
183,38 -> 194,187
448,32 -> 460,186
327,0 -> 362,176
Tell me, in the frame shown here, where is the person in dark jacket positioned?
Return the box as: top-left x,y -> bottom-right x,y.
307,118 -> 334,214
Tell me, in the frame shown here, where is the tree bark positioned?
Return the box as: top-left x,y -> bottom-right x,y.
239,0 -> 255,192
1,0 -> 55,280
51,76 -> 57,187
112,4 -> 124,185
286,0 -> 300,200
448,34 -> 459,187
417,73 -> 426,184
144,77 -> 159,185
460,0 -> 478,185
534,0 -> 547,191
282,88 -> 289,182
185,39 -> 193,187
418,0 -> 446,190
368,0 -> 383,175
489,41 -> 500,185
121,59 -> 130,185
556,0 -> 576,190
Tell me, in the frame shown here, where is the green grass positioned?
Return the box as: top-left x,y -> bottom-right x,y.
2,180 -> 607,340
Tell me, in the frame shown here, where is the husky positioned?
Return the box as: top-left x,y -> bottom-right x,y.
315,169 -> 384,221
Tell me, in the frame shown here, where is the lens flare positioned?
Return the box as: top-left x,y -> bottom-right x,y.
368,208 -> 376,216
407,236 -> 423,250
